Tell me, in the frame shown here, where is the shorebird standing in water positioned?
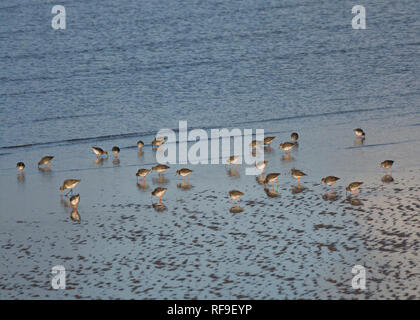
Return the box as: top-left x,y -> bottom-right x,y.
291,132 -> 299,142
228,190 -> 244,205
381,160 -> 394,175
250,140 -> 263,150
136,168 -> 150,183
152,136 -> 166,149
60,179 -> 81,196
152,187 -> 167,204
137,140 -> 144,150
91,147 -> 108,159
227,155 -> 240,168
70,194 -> 80,209
264,173 -> 280,191
176,168 -> 193,183
136,168 -> 151,183
279,142 -> 296,154
353,128 -> 365,138
112,146 -> 120,157
16,162 -> 25,172
152,164 -> 170,176
346,182 -> 364,197
255,160 -> 268,175
264,136 -> 275,146
38,156 -> 54,169
321,176 -> 340,192
291,169 -> 306,187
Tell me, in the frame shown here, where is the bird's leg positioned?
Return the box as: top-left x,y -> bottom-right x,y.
390,167 -> 392,176
297,177 -> 300,187
230,199 -> 233,204
238,198 -> 241,205
159,196 -> 162,205
276,179 -> 279,191
331,184 -> 334,192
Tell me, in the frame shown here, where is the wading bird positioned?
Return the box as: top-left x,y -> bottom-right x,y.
152,187 -> 167,204
263,136 -> 275,146
176,168 -> 193,183
291,169 -> 306,187
381,160 -> 394,175
137,140 -> 144,150
321,176 -> 340,192
38,156 -> 54,169
70,194 -> 80,209
152,137 -> 166,149
60,179 -> 81,196
91,146 -> 108,159
353,128 -> 365,138
264,173 -> 280,190
227,155 -> 240,168
228,190 -> 244,205
112,146 -> 120,157
346,182 -> 364,197
279,142 -> 296,154
255,160 -> 268,175
16,162 -> 25,172
136,168 -> 150,183
152,164 -> 170,176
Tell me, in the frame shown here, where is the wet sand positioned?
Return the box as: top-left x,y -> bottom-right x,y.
0,111 -> 419,300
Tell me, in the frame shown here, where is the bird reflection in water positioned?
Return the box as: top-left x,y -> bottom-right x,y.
152,176 -> 169,185
70,209 -> 81,222
112,158 -> 120,166
354,137 -> 365,146
17,173 -> 25,182
94,158 -> 106,166
264,146 -> 273,153
264,188 -> 279,198
38,167 -> 51,173
229,205 -> 243,213
177,182 -> 192,190
381,175 -> 394,183
152,203 -> 167,211
137,182 -> 150,190
322,192 -> 339,201
256,175 -> 265,185
281,154 -> 295,162
350,198 -> 363,206
291,185 -> 306,194
227,168 -> 240,178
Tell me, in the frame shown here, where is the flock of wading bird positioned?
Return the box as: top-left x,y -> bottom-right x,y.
15,128 -> 395,216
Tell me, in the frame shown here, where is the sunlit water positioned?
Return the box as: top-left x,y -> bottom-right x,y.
0,0 -> 419,299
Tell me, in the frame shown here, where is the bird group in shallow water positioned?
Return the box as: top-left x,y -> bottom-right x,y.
14,127 -> 395,218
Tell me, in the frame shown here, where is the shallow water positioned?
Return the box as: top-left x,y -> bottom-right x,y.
1,0 -> 420,299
